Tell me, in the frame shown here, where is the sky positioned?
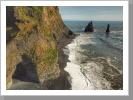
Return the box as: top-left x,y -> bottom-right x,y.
59,6 -> 123,21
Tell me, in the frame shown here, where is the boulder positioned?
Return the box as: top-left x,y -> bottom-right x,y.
84,21 -> 94,32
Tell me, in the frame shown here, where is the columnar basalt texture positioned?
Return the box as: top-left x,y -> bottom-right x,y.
6,6 -> 74,89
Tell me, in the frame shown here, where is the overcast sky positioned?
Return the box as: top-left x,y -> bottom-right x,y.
59,6 -> 123,21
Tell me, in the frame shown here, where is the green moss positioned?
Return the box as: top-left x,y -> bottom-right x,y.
48,10 -> 53,17
16,6 -> 57,40
24,47 -> 58,67
24,48 -> 36,58
35,48 -> 58,66
20,6 -> 43,24
19,6 -> 52,38
14,6 -> 58,67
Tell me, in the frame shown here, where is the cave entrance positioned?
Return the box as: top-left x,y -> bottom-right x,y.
12,54 -> 39,83
12,62 -> 28,82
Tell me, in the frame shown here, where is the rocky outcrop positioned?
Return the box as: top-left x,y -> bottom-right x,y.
6,41 -> 22,89
6,6 -> 75,89
84,21 -> 94,32
106,24 -> 110,33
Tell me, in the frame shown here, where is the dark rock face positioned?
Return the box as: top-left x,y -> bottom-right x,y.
106,24 -> 110,33
84,21 -> 94,32
6,6 -> 16,26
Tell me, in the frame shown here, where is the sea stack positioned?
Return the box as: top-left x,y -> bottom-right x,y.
106,24 -> 110,33
84,21 -> 94,32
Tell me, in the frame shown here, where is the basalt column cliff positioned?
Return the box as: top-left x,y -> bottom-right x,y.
6,6 -> 74,89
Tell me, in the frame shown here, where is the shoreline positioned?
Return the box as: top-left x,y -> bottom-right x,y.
54,34 -> 76,90
63,33 -> 123,90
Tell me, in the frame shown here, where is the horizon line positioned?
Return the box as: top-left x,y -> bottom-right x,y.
62,20 -> 123,22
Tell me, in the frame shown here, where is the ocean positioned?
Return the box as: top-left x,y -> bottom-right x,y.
63,21 -> 123,90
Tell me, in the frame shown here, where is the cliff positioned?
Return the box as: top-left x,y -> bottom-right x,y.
6,6 -> 75,89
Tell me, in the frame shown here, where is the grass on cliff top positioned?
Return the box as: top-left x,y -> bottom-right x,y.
15,6 -> 54,40
19,6 -> 43,23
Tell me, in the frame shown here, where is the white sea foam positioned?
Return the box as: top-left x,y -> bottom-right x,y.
111,31 -> 123,34
64,34 -> 112,90
63,21 -> 123,90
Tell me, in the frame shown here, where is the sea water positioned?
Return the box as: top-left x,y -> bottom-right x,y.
63,21 -> 123,90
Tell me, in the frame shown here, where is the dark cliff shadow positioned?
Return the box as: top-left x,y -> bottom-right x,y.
6,26 -> 19,44
12,54 -> 39,83
54,33 -> 73,90
6,7 -> 21,44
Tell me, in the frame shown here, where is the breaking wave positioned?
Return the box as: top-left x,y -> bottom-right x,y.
63,33 -> 123,90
